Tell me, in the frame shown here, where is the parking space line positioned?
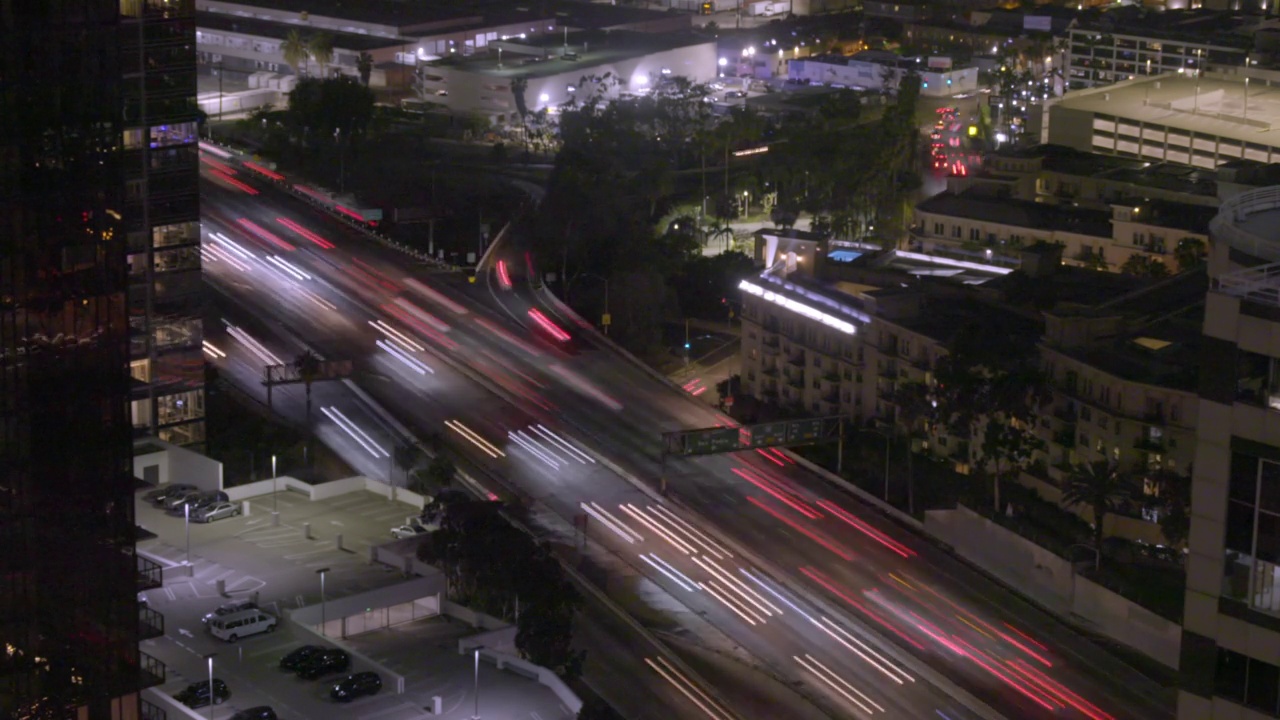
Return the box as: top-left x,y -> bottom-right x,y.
205,569 -> 237,585
357,702 -> 425,720
284,544 -> 334,559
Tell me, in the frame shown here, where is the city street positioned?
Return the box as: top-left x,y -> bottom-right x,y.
196,144 -> 1175,720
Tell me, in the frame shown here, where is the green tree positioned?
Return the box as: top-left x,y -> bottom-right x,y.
511,75 -> 530,118
1119,253 -> 1170,279
1061,461 -> 1131,570
281,29 -> 310,75
577,698 -> 622,720
285,76 -> 376,160
308,32 -> 334,77
356,51 -> 374,87
1174,237 -> 1207,272
425,454 -> 456,489
393,443 -> 423,488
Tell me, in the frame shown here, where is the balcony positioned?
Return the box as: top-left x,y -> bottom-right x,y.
761,365 -> 779,378
137,554 -> 163,590
877,362 -> 898,380
822,371 -> 841,384
139,605 -> 165,641
1053,404 -> 1078,422
787,375 -> 805,390
787,353 -> 805,368
1053,429 -> 1077,447
1134,436 -> 1166,452
139,651 -> 166,690
823,391 -> 842,404
762,337 -> 780,355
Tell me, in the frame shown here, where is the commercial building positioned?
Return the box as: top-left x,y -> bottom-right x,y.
1065,11 -> 1252,90
910,188 -> 1214,273
413,30 -> 717,119
1178,187 -> 1280,718
1045,73 -> 1280,170
0,0 -> 179,717
786,50 -> 979,97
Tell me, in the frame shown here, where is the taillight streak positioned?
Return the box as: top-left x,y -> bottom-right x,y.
496,260 -> 512,289
275,217 -> 335,249
747,497 -> 852,561
208,169 -> 259,195
527,308 -> 571,342
236,218 -> 295,251
733,467 -> 822,520
815,499 -> 916,558
800,567 -> 924,651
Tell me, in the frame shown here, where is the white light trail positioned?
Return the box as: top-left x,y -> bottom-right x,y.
376,339 -> 432,375
224,324 -> 283,366
739,279 -> 856,335
644,657 -> 734,720
444,419 -> 505,459
701,557 -> 781,615
299,287 -> 337,311
741,569 -> 814,624
508,430 -> 560,469
267,255 -> 310,281
700,580 -> 764,625
403,277 -> 468,315
391,297 -> 451,333
648,553 -> 700,591
211,232 -> 254,261
691,556 -> 775,618
620,504 -> 694,555
794,654 -> 884,715
204,243 -> 251,272
198,141 -> 233,159
640,554 -> 697,592
322,406 -> 390,458
579,501 -> 641,544
369,319 -> 425,353
532,424 -> 594,464
649,504 -> 731,559
201,341 -> 227,359
816,616 -> 914,685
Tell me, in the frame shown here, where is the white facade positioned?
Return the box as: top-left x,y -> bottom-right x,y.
788,54 -> 978,97
415,40 -> 718,119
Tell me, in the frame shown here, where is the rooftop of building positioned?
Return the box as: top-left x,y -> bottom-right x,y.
1052,301 -> 1204,392
1127,199 -> 1217,234
916,189 -> 1115,239
539,0 -> 687,30
891,294 -> 1041,346
202,0 -> 475,29
1052,73 -> 1280,150
980,258 -> 1154,309
196,11 -> 410,50
423,29 -> 712,79
1069,8 -> 1256,49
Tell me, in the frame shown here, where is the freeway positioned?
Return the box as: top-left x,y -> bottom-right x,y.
197,147 -> 1174,720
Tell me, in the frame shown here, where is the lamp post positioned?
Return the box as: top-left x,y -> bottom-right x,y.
858,425 -> 891,502
1066,544 -> 1100,612
566,272 -> 610,335
316,567 -> 330,636
215,61 -> 224,140
272,454 -> 280,526
204,653 -> 217,720
472,646 -> 484,719
184,502 -> 192,565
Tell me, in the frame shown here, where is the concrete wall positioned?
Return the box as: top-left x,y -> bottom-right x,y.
133,439 -> 222,492
925,506 -> 1181,667
461,643 -> 584,715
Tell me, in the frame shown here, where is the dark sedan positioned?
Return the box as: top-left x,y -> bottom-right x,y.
296,648 -> 350,680
330,672 -> 381,701
230,707 -> 277,720
174,678 -> 229,708
279,645 -> 323,672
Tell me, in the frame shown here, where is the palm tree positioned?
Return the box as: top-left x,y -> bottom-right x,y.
392,443 -> 423,487
292,349 -> 322,428
1060,460 -> 1131,571
308,32 -> 334,77
281,29 -> 310,76
356,51 -> 374,87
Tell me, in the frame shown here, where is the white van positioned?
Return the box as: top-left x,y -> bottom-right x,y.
207,609 -> 278,643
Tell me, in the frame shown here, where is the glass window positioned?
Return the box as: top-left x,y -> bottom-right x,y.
1231,452 -> 1260,504
1263,461 -> 1280,513
149,122 -> 198,148
1226,500 -> 1256,554
1247,656 -> 1280,714
1258,512 -> 1280,564
154,221 -> 199,248
1216,648 -> 1248,704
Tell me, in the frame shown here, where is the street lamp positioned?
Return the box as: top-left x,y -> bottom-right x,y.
316,567 -> 330,636
272,454 -> 280,526
472,646 -> 484,719
184,502 -> 192,566
858,424 -> 891,502
204,653 -> 217,720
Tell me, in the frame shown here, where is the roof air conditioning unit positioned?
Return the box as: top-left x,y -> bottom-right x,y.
1103,92 -> 1110,101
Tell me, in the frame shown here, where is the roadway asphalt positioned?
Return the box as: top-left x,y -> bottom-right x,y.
196,146 -> 1175,720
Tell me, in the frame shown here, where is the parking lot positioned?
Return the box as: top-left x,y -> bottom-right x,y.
138,485 -> 572,720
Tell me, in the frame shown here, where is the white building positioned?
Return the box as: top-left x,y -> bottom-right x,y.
1045,73 -> 1280,169
414,31 -> 717,120
787,50 -> 978,97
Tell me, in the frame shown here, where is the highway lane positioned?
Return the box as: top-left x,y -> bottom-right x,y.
199,163 -> 986,719
198,153 -> 1171,719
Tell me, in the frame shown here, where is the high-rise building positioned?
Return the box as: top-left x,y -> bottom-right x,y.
0,0 -> 199,715
1179,187 -> 1280,718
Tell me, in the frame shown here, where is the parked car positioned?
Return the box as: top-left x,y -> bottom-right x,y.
330,672 -> 382,701
723,90 -> 747,99
296,648 -> 350,679
194,501 -> 240,523
390,520 -> 428,539
171,490 -> 227,515
207,609 -> 278,642
163,489 -> 204,511
202,599 -> 257,625
279,645 -> 323,672
144,483 -> 195,504
174,678 -> 229,708
230,707 -> 277,720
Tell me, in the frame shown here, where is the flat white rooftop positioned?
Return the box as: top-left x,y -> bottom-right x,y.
1055,74 -> 1280,149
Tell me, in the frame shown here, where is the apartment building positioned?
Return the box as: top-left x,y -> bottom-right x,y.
1,0 -> 176,716
911,188 -> 1214,273
1066,11 -> 1251,90
1177,186 -> 1280,719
